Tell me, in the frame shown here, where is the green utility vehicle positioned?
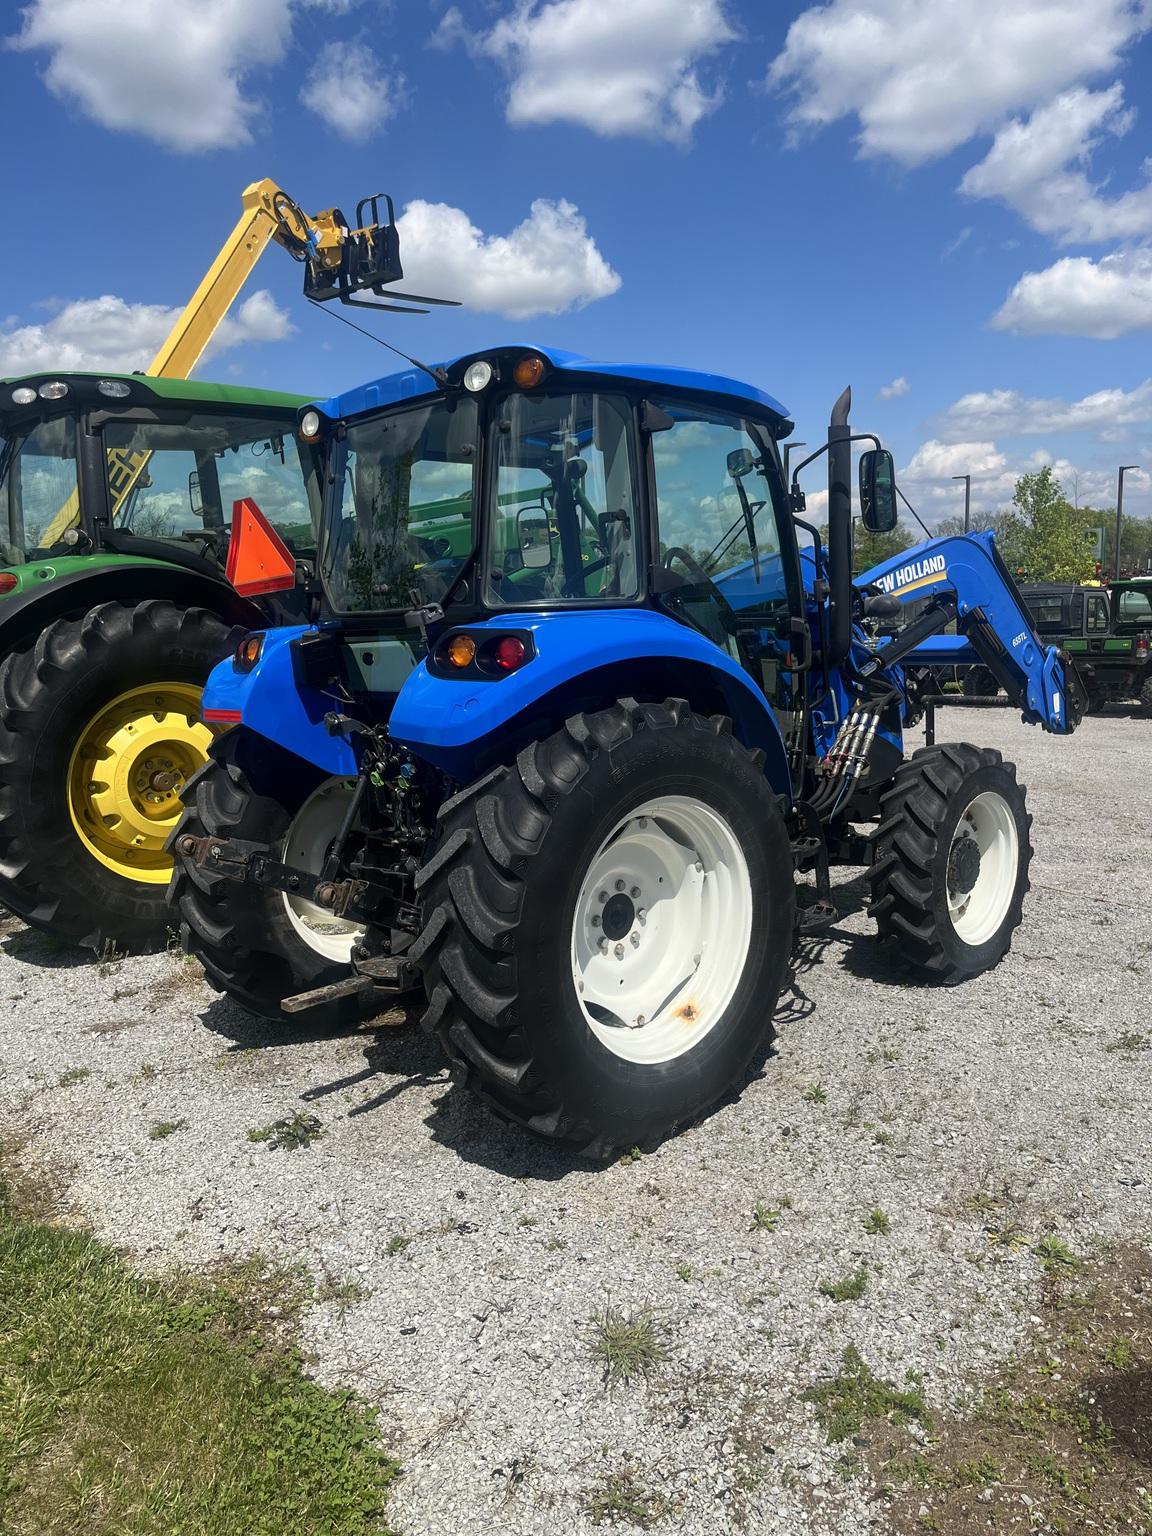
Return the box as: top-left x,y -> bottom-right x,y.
999,579 -> 1152,713
0,371 -> 321,952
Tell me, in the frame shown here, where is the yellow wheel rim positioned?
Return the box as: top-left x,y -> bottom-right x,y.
67,682 -> 215,884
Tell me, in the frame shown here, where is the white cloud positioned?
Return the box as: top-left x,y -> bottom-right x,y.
992,246 -> 1152,338
300,40 -> 405,139
960,85 -> 1152,244
879,376 -> 909,399
0,289 -> 292,375
767,0 -> 1149,167
394,198 -> 620,319
438,0 -> 735,143
902,439 -> 1008,484
9,0 -> 299,152
938,380 -> 1152,440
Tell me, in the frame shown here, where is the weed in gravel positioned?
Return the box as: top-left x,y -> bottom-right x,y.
1035,1234 -> 1080,1273
246,1111 -> 325,1151
516,1215 -> 539,1228
803,1082 -> 828,1104
148,1120 -> 186,1141
0,1167 -> 397,1535
583,1459 -> 677,1527
1105,1030 -> 1150,1053
863,1208 -> 890,1236
803,1343 -> 929,1443
820,1267 -> 869,1303
675,1261 -> 695,1282
618,1146 -> 643,1166
55,1067 -> 90,1088
588,1302 -> 670,1387
130,1063 -> 158,1085
385,1235 -> 411,1258
544,1237 -> 568,1252
314,1277 -> 371,1313
95,940 -> 125,977
750,1202 -> 784,1232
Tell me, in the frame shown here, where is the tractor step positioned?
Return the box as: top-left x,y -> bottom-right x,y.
797,898 -> 837,934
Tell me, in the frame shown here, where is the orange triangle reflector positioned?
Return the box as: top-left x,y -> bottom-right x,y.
225,497 -> 297,596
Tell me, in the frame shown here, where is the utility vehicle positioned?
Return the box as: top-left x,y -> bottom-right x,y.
171,347 -> 1085,1154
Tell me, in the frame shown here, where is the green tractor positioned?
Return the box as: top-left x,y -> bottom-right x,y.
0,371 -> 322,952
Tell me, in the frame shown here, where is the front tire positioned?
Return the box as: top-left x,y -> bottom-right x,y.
867,743 -> 1032,983
0,600 -> 236,952
962,667 -> 998,700
415,699 -> 796,1156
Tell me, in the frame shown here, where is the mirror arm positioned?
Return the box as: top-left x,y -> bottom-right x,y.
789,432 -> 883,498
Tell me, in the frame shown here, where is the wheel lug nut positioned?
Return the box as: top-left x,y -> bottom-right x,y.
598,890 -> 608,903
591,914 -> 601,927
614,943 -> 625,960
615,879 -> 625,892
599,938 -> 609,952
630,886 -> 640,899
630,933 -> 640,948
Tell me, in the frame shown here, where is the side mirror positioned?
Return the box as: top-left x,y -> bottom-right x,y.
517,507 -> 553,570
727,447 -> 756,480
859,448 -> 898,534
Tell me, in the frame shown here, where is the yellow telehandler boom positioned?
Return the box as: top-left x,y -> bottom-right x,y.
42,180 -> 451,544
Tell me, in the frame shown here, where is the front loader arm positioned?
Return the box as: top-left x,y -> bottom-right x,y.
856,531 -> 1086,733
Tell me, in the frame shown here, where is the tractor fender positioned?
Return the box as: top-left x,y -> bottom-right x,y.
0,557 -> 266,656
389,610 -> 793,793
200,624 -> 361,777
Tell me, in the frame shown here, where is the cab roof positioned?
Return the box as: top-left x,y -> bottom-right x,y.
1,372 -> 311,412
312,345 -> 792,429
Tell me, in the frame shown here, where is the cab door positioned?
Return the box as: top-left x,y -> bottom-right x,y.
647,397 -> 803,714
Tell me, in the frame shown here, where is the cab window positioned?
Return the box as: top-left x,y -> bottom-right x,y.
1086,595 -> 1110,632
101,414 -> 318,556
484,392 -> 639,606
0,416 -> 78,561
1117,588 -> 1152,628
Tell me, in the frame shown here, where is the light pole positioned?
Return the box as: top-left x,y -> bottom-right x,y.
1115,465 -> 1140,578
952,473 -> 971,533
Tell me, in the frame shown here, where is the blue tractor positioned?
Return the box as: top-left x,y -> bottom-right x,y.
170,347 -> 1085,1156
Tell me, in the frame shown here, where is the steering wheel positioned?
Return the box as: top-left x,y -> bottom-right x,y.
662,545 -> 739,623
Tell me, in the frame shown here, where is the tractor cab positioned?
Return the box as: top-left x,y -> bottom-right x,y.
1,372 -> 321,572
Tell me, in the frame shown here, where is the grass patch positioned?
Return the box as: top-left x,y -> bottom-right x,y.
858,1246 -> 1152,1534
863,1207 -> 890,1236
55,1067 -> 90,1088
247,1111 -> 325,1151
803,1082 -> 828,1104
587,1302 -> 670,1387
803,1343 -> 929,1444
0,1168 -> 397,1535
819,1266 -> 869,1303
1105,1030 -> 1149,1053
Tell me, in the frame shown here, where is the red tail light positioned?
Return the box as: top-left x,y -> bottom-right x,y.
493,636 -> 527,671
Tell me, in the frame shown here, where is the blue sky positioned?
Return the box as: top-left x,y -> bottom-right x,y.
2,0 -> 1151,525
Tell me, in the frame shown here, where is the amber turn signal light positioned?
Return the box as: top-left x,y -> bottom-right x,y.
446,633 -> 477,668
234,633 -> 265,671
513,354 -> 545,389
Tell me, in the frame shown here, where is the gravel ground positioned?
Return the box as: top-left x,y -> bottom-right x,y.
2,707 -> 1149,1535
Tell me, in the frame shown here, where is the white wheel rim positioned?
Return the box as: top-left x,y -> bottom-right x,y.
946,790 -> 1018,946
281,779 -> 364,963
570,795 -> 754,1065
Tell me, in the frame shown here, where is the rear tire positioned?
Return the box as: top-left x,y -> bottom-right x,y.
170,728 -> 368,1027
0,600 -> 236,952
415,699 -> 796,1156
1139,675 -> 1152,714
867,742 -> 1032,983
